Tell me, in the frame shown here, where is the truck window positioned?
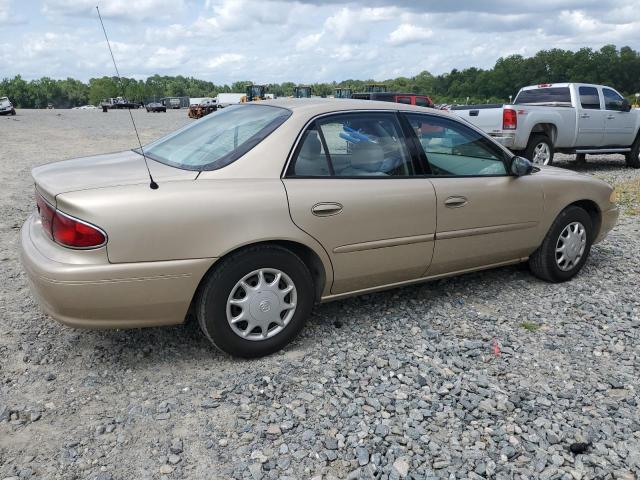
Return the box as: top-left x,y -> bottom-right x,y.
579,86 -> 600,110
603,88 -> 625,111
514,87 -> 571,105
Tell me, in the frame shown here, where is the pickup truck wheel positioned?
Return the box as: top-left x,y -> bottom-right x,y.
575,153 -> 586,163
525,134 -> 554,166
626,137 -> 640,168
528,206 -> 592,283
10,108 -> 16,116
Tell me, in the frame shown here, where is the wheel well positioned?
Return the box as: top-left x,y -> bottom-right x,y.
569,200 -> 601,240
531,123 -> 557,144
193,240 -> 327,307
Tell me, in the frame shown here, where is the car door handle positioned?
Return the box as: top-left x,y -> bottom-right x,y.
444,196 -> 468,208
311,202 -> 343,216
579,113 -> 590,119
606,115 -> 616,120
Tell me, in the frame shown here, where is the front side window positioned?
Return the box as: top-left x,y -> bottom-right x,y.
288,113 -> 414,177
579,86 -> 600,110
396,96 -> 412,105
404,114 -> 508,176
141,104 -> 291,171
415,97 -> 431,107
603,88 -> 625,111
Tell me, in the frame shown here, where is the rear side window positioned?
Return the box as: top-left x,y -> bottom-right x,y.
579,86 -> 600,110
288,113 -> 414,177
415,97 -> 431,107
603,88 -> 625,111
141,104 -> 291,171
514,87 -> 571,105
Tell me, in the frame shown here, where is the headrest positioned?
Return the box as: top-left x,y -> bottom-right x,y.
350,142 -> 384,172
300,132 -> 321,157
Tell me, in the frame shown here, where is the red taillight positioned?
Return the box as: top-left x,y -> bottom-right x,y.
35,192 -> 55,238
36,192 -> 106,248
503,109 -> 517,130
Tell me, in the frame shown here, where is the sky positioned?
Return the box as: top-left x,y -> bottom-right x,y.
1,0 -> 640,84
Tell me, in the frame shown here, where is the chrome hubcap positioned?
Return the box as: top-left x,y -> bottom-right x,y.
532,142 -> 551,165
555,222 -> 586,271
226,268 -> 297,341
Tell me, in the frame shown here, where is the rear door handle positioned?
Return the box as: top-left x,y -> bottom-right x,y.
606,115 -> 615,120
579,113 -> 590,119
444,196 -> 468,208
311,202 -> 343,216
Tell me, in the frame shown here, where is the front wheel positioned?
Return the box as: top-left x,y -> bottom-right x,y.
529,206 -> 593,282
524,134 -> 554,166
10,108 -> 16,115
196,245 -> 314,358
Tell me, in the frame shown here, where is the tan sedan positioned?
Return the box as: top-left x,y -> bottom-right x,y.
20,99 -> 619,357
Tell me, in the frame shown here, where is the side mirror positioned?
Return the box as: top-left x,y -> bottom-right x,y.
511,156 -> 534,176
622,99 -> 632,112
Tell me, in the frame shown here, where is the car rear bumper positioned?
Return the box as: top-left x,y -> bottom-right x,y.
594,206 -> 619,244
20,214 -> 214,329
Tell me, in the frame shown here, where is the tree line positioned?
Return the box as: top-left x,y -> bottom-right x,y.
2,44 -> 640,108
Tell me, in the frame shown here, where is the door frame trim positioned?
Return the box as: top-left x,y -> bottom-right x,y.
436,221 -> 538,240
333,233 -> 435,253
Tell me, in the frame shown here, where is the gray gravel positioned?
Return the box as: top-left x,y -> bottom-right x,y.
1,109 -> 639,479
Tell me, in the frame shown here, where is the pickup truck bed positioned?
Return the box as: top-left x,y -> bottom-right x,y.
450,83 -> 640,168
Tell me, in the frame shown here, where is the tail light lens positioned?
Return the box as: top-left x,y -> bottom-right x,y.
36,192 -> 106,248
503,109 -> 517,130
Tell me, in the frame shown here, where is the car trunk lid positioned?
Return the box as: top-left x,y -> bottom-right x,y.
32,150 -> 197,204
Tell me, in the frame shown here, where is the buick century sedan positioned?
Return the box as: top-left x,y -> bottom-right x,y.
20,99 -> 619,357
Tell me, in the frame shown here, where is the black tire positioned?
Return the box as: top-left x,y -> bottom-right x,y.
529,206 -> 593,283
575,153 -> 586,163
524,134 -> 554,166
196,245 -> 314,358
10,108 -> 16,116
626,135 -> 640,168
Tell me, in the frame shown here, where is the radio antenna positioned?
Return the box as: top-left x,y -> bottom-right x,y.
96,5 -> 158,190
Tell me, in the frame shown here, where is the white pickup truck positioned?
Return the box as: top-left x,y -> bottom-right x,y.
0,96 -> 16,116
450,83 -> 640,168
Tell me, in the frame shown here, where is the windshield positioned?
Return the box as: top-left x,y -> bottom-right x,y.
140,104 -> 291,171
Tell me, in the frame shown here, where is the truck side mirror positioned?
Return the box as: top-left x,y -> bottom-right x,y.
622,99 -> 632,112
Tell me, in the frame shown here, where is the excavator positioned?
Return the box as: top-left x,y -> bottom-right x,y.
334,88 -> 352,99
293,86 -> 312,98
241,84 -> 268,102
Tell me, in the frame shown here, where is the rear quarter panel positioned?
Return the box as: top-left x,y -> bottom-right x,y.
517,107 -> 577,149
55,179 -> 333,280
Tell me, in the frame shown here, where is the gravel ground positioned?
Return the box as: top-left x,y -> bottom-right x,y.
1,109 -> 639,480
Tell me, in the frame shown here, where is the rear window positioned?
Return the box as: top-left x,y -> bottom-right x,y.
514,87 -> 571,105
140,104 -> 291,171
579,86 -> 600,110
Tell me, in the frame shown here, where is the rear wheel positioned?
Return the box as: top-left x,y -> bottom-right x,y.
524,134 -> 554,166
196,245 -> 314,358
626,136 -> 640,168
529,206 -> 593,282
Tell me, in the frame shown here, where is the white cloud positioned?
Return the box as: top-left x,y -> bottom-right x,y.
145,46 -> 187,70
207,53 -> 245,70
388,23 -> 432,46
42,0 -> 186,21
296,32 -> 323,52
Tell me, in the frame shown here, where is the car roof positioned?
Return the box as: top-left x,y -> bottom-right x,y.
255,98 -> 442,117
